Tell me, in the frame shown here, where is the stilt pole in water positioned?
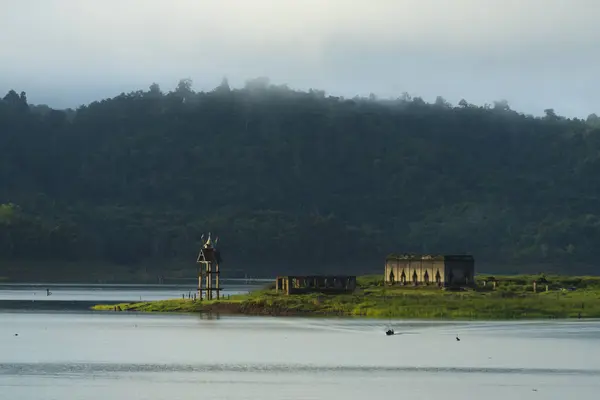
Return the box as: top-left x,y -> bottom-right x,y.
197,233 -> 222,301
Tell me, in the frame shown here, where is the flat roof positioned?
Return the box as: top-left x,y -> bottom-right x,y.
386,253 -> 474,261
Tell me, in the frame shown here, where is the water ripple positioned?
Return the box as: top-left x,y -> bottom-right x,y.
1,363 -> 599,376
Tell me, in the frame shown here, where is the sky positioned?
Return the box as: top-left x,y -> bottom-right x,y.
1,0 -> 599,118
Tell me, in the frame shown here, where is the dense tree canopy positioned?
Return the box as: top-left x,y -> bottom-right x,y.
1,79 -> 600,277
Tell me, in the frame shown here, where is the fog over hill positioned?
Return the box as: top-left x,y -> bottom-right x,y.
1,0 -> 599,117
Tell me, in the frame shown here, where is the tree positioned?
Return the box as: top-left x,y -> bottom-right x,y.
149,82 -> 162,95
3,89 -> 21,104
175,78 -> 193,95
434,96 -> 451,108
0,82 -> 598,278
544,108 -> 558,120
214,77 -> 231,93
493,99 -> 510,111
244,76 -> 270,91
0,203 -> 18,225
587,113 -> 600,127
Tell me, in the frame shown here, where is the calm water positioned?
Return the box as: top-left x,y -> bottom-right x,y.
0,283 -> 262,302
1,286 -> 600,399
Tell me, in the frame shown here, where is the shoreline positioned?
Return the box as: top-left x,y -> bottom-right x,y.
89,302 -> 596,320
90,274 -> 600,320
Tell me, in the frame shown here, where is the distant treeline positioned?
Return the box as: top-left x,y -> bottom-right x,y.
1,78 -> 600,276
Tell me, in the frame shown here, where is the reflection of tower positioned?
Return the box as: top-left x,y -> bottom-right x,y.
197,233 -> 222,300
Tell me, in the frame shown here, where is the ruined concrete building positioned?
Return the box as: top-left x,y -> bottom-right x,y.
384,254 -> 474,287
275,275 -> 357,295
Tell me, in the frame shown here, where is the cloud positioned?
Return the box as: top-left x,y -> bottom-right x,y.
0,0 -> 599,116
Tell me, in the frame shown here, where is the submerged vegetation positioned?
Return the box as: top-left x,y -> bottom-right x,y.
92,274 -> 600,320
2,79 -> 600,280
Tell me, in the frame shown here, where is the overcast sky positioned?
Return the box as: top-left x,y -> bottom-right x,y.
1,0 -> 599,117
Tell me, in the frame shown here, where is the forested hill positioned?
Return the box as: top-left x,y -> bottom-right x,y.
2,78 -> 600,279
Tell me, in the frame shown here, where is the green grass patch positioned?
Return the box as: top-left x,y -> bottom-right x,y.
91,273 -> 600,320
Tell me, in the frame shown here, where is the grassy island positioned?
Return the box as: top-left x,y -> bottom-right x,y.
91,275 -> 600,320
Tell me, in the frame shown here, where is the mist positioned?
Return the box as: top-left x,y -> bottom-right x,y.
1,0 -> 599,117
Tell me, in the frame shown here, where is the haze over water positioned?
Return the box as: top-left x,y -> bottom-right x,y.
1,285 -> 600,399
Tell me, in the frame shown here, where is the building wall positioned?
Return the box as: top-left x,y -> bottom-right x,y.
385,257 -> 446,286
275,275 -> 357,295
444,259 -> 475,286
385,255 -> 474,286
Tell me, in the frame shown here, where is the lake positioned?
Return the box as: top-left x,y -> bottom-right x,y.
0,282 -> 265,302
0,283 -> 264,311
1,285 -> 600,399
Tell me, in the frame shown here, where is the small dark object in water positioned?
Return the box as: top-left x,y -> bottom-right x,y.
386,329 -> 394,336
456,336 -> 460,341
14,333 -> 18,336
